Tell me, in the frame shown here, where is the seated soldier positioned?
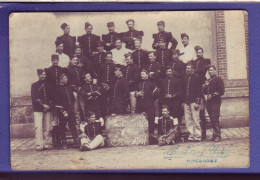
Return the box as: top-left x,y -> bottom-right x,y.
153,105 -> 179,146
79,111 -> 105,151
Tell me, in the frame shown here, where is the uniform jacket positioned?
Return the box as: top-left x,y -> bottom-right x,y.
146,61 -> 162,85
80,82 -> 102,109
54,85 -> 75,113
110,76 -> 130,107
156,48 -> 173,67
152,31 -> 178,50
123,63 -> 140,92
56,34 -> 76,58
31,80 -> 52,112
76,55 -> 96,78
78,34 -> 100,56
158,116 -> 178,135
102,32 -> 121,51
45,65 -> 66,90
100,62 -> 116,87
84,121 -> 102,140
91,52 -> 106,81
203,75 -> 225,104
121,30 -> 144,50
66,65 -> 84,87
192,57 -> 211,86
184,73 -> 201,104
168,59 -> 186,77
132,49 -> 149,70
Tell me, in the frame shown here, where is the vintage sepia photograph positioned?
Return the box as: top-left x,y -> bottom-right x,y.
9,11 -> 249,170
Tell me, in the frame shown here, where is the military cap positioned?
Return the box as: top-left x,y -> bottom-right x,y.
147,51 -> 157,56
165,66 -> 173,71
37,69 -> 45,75
85,22 -> 92,28
115,64 -> 123,70
55,40 -> 63,47
70,54 -> 78,60
105,51 -> 112,56
60,23 -> 69,30
96,40 -> 105,47
172,49 -> 181,55
194,45 -> 203,52
126,19 -> 135,24
157,21 -> 165,26
114,37 -> 122,42
141,68 -> 149,74
59,73 -> 67,80
51,54 -> 59,60
156,37 -> 166,43
107,22 -> 115,27
181,33 -> 189,39
124,52 -> 132,58
75,44 -> 82,49
134,38 -> 142,43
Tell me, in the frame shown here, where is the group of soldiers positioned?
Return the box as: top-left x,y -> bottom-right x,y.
31,19 -> 225,151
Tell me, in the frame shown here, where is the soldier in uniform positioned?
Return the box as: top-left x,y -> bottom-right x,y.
192,45 -> 211,140
102,22 -> 121,51
78,22 -> 100,57
56,23 -> 76,59
110,65 -> 130,114
203,65 -> 225,142
54,73 -> 79,149
123,53 -> 140,114
31,69 -> 53,151
121,19 -> 144,50
155,37 -> 173,78
135,69 -> 159,141
159,66 -> 183,121
179,33 -> 196,64
169,49 -> 186,78
132,38 -> 149,71
152,21 -> 178,50
183,63 -> 202,142
54,40 -> 70,68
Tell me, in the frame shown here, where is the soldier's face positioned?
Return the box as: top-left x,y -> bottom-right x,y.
182,37 -> 189,46
108,25 -> 115,32
56,44 -> 64,53
148,53 -> 156,62
75,48 -> 82,56
162,108 -> 170,116
85,26 -> 93,34
196,49 -> 203,59
97,45 -> 104,53
125,56 -> 133,65
88,114 -> 96,123
115,40 -> 122,49
208,67 -> 216,77
38,72 -> 46,81
71,57 -> 79,66
141,71 -> 148,80
114,69 -> 121,77
166,69 -> 173,77
52,59 -> 59,66
172,53 -> 179,60
159,41 -> 166,49
84,73 -> 92,82
127,22 -> 134,30
105,54 -> 113,63
63,26 -> 70,34
186,65 -> 193,75
158,25 -> 165,32
60,76 -> 68,84
134,40 -> 141,49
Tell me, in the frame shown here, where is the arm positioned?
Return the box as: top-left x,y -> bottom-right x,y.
214,77 -> 225,97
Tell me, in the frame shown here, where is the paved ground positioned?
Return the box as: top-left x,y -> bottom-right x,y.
11,127 -> 249,170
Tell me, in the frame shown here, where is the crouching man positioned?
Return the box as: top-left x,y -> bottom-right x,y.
79,111 -> 105,151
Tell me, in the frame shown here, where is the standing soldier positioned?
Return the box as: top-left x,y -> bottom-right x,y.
159,66 -> 183,122
135,69 -> 159,143
56,23 -> 76,59
152,21 -> 178,50
54,73 -> 79,149
183,63 -> 202,142
192,45 -> 211,140
110,65 -> 130,115
102,22 -> 121,51
54,40 -> 70,68
132,39 -> 149,71
31,69 -> 53,151
155,37 -> 173,78
123,53 -> 139,113
179,33 -> 196,64
121,19 -> 144,50
78,22 -> 100,58
203,65 -> 225,142
169,49 -> 186,78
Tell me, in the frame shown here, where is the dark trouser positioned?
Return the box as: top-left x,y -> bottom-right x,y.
136,105 -> 155,136
100,92 -> 110,117
110,98 -> 127,115
200,99 -> 207,140
206,101 -> 221,138
58,112 -> 78,142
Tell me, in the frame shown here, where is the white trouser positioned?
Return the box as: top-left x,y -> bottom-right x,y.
81,134 -> 105,150
184,103 -> 201,140
73,92 -> 86,123
130,92 -> 137,113
34,111 -> 52,148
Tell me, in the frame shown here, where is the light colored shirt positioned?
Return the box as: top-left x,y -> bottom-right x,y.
49,53 -> 70,68
179,44 -> 196,64
111,46 -> 132,66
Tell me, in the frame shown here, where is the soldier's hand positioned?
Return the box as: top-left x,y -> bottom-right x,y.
165,94 -> 172,99
63,112 -> 68,118
207,94 -> 212,101
43,104 -> 51,110
204,81 -> 209,86
181,103 -> 185,109
106,43 -> 111,46
194,103 -> 200,111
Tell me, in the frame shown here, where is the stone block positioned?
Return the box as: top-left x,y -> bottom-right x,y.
10,106 -> 34,124
24,124 -> 35,138
11,124 -> 24,138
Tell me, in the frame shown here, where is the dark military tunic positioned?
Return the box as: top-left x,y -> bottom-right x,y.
121,30 -> 144,50
146,61 -> 162,86
184,73 -> 201,104
45,65 -> 66,90
76,55 -> 95,78
91,52 -> 106,82
132,49 -> 149,70
168,59 -> 186,77
158,116 -> 176,135
56,34 -> 76,58
78,34 -> 100,56
100,62 -> 116,87
152,31 -> 178,50
192,57 -> 211,86
110,76 -> 130,114
102,32 -> 121,51
31,80 -> 52,112
156,48 -> 173,68
84,121 -> 102,140
66,65 -> 84,87
123,63 -> 140,92
54,85 -> 75,113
